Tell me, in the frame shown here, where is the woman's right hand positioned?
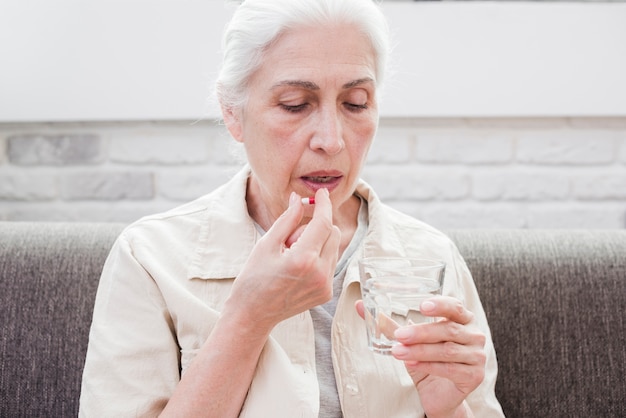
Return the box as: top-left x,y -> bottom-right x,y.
222,187 -> 341,336
162,188 -> 339,418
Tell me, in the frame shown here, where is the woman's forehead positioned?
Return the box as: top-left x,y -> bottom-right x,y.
254,25 -> 377,88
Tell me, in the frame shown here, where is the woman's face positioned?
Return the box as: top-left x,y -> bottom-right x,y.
224,23 -> 379,226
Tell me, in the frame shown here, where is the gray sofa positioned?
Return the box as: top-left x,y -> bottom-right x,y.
1,222 -> 624,417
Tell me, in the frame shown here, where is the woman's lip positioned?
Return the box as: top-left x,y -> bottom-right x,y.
300,174 -> 343,193
302,170 -> 343,178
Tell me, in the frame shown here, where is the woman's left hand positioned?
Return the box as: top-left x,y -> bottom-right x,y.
356,296 -> 486,418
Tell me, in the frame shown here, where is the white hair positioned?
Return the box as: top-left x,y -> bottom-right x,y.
215,0 -> 391,111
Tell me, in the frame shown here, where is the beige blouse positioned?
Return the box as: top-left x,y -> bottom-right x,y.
79,167 -> 504,418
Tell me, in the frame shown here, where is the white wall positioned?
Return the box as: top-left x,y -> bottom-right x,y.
1,1 -> 625,122
2,1 -> 625,229
2,117 -> 626,228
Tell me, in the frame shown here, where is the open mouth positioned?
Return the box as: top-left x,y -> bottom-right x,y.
301,173 -> 343,192
304,176 -> 336,184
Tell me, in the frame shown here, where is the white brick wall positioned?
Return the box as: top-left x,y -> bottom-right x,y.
1,117 -> 625,229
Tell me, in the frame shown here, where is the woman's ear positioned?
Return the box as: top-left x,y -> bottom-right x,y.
221,105 -> 244,143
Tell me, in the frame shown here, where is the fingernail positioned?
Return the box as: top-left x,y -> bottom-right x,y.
421,300 -> 436,312
391,344 -> 409,358
394,327 -> 411,340
289,192 -> 299,208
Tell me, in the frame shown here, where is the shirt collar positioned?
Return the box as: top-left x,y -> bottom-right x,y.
345,179 -> 452,287
187,171 -> 437,282
187,166 -> 258,280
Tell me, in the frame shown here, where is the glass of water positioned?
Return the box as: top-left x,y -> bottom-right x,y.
358,257 -> 446,355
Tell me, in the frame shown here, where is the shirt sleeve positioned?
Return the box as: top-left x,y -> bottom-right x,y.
79,233 -> 180,417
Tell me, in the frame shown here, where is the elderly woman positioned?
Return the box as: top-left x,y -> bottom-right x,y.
80,0 -> 503,417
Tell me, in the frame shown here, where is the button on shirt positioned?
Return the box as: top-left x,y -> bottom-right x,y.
79,166 -> 504,418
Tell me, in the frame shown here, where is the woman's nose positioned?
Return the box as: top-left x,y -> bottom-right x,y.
309,107 -> 345,155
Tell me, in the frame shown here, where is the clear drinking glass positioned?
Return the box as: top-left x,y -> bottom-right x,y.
358,257 -> 446,355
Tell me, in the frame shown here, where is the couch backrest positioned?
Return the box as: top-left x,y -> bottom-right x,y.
1,223 -> 625,417
447,229 -> 626,417
0,222 -> 125,417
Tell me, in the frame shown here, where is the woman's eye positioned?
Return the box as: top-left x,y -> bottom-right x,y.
345,102 -> 368,112
280,103 -> 308,113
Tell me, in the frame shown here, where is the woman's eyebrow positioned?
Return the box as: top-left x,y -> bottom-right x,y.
342,77 -> 374,89
271,80 -> 320,90
271,77 -> 374,91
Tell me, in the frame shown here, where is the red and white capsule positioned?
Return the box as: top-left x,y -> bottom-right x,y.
301,196 -> 316,205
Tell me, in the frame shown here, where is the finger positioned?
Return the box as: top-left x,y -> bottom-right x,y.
394,320 -> 486,346
419,296 -> 474,325
291,188 -> 334,252
316,223 -> 340,280
319,224 -> 340,262
378,311 -> 400,340
355,300 -> 365,319
311,187 -> 332,219
285,224 -> 306,248
353,300 -> 399,340
392,339 -> 487,365
264,192 -> 304,247
404,360 -> 486,393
